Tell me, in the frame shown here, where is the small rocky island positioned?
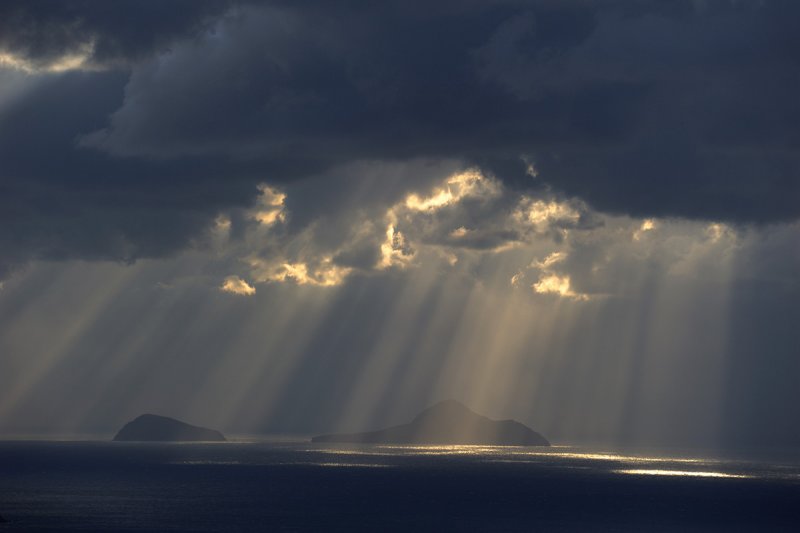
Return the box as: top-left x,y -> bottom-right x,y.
312,400 -> 549,446
113,414 -> 226,442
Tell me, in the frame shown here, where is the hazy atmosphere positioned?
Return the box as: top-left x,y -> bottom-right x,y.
1,0 -> 799,452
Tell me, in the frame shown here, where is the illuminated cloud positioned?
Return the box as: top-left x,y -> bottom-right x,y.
235,169 -> 509,285
533,252 -> 568,269
379,222 -> 415,270
384,169 -> 525,255
450,227 -> 469,239
199,168 -> 756,308
223,168 -> 717,299
249,257 -> 350,287
404,170 -> 500,212
706,223 -> 733,244
532,274 -> 588,300
250,185 -> 286,226
633,219 -> 657,241
0,42 -> 96,73
528,252 -> 591,301
513,198 -> 583,234
214,215 -> 231,232
220,275 -> 255,296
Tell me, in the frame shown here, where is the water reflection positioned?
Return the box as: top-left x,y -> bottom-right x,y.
614,469 -> 751,479
152,442 -> 800,481
312,444 -> 714,463
298,462 -> 392,468
304,444 -> 786,480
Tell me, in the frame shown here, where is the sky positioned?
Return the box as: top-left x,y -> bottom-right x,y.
0,0 -> 798,450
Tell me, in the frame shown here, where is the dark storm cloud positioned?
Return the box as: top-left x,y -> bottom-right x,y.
1,0 -> 799,276
84,0 -> 800,219
0,70 -> 262,277
0,0 -> 231,67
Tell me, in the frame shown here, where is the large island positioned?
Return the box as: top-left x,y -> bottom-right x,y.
113,414 -> 226,442
312,400 -> 549,446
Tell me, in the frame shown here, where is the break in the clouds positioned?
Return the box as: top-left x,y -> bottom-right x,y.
220,275 -> 255,296
1,0 -> 800,279
0,1 -> 799,449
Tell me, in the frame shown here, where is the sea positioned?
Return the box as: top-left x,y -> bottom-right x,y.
1,440 -> 799,531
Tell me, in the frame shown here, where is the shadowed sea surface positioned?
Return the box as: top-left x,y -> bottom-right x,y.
1,441 -> 799,531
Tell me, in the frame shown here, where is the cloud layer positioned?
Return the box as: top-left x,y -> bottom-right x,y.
1,1 -> 800,279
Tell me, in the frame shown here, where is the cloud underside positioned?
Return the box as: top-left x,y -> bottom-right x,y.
193,166 -> 794,309
0,1 -> 799,281
220,275 -> 255,296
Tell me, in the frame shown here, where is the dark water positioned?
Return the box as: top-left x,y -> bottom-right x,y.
1,441 -> 799,532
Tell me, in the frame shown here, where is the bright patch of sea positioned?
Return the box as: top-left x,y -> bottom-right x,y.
1,440 -> 798,531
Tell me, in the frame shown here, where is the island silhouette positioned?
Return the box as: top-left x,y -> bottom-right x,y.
312,400 -> 549,446
113,414 -> 226,442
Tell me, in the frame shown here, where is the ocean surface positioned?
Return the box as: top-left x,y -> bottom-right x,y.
1,440 -> 799,531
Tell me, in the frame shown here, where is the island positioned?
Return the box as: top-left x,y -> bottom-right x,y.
113,414 -> 226,442
312,400 -> 549,446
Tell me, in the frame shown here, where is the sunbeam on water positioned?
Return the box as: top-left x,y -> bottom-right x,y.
303,444 -> 799,481
613,469 -> 751,479
1,441 -> 799,532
